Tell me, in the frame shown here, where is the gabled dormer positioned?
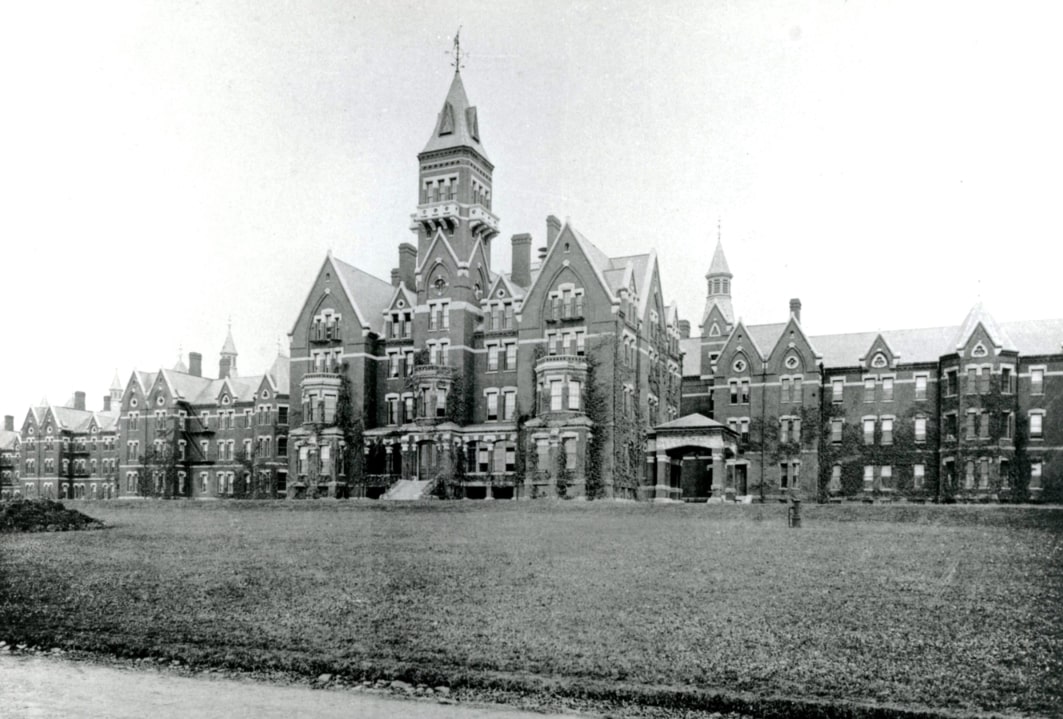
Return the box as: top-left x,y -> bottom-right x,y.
766,317 -> 821,376
860,334 -> 899,371
714,321 -> 765,380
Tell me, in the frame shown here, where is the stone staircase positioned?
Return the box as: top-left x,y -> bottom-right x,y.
382,479 -> 435,501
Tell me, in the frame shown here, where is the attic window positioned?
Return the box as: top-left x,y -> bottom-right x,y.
497,289 -> 505,298
564,242 -> 570,252
130,398 -> 138,408
870,352 -> 888,369
397,300 -> 405,308
156,396 -> 165,406
971,342 -> 988,358
222,396 -> 230,405
27,427 -> 34,436
261,390 -> 269,399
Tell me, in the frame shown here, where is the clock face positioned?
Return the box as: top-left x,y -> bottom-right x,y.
732,358 -> 747,373
785,355 -> 800,370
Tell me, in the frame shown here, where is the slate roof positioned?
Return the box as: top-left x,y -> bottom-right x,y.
421,71 -> 490,161
707,241 -> 732,276
331,256 -> 395,335
0,430 -> 19,451
681,310 -> 1063,375
221,326 -> 238,355
94,411 -> 120,432
51,406 -> 95,432
653,413 -> 729,431
268,353 -> 290,395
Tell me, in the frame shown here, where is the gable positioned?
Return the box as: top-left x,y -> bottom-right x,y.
289,256 -> 361,344
766,318 -> 820,374
523,224 -> 615,318
715,322 -> 764,377
861,334 -> 897,370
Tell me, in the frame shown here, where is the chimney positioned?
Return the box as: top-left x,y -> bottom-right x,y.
73,391 -> 86,411
103,396 -> 111,412
219,356 -> 232,379
679,320 -> 691,339
398,243 -> 417,290
189,352 -> 202,378
790,298 -> 802,323
546,215 -> 561,249
4,415 -> 13,432
511,233 -> 532,287
390,268 -> 401,287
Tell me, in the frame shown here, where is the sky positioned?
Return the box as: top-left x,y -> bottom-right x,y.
1,0 -> 1061,419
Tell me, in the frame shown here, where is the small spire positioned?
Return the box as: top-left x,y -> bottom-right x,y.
717,216 -> 721,243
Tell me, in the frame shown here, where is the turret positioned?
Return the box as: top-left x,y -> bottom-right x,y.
409,42 -> 498,263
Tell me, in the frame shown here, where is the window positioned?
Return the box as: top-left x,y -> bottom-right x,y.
389,353 -> 400,378
487,344 -> 499,371
1029,412 -> 1044,439
979,458 -> 989,488
780,418 -> 790,444
1030,368 -> 1044,395
1000,460 -> 1010,488
387,397 -> 400,425
781,378 -> 792,404
505,445 -> 516,473
965,461 -> 975,489
863,418 -> 875,445
946,370 -> 958,396
864,377 -> 875,402
739,418 -> 750,444
503,391 -> 516,421
831,419 -> 843,444
881,418 -> 893,445
1003,411 -> 1014,440
882,377 -> 894,402
914,375 -> 927,401
880,465 -> 892,489
478,446 -> 490,474
966,411 -> 977,439
978,367 -> 990,394
967,367 -> 978,395
779,463 -> 790,489
550,380 -> 563,411
740,380 -> 750,404
505,343 -> 517,370
829,465 -> 842,492
863,465 -> 874,488
1001,367 -> 1013,393
832,378 -> 844,402
979,410 -> 990,439
403,396 -> 414,423
945,413 -> 957,440
486,392 -> 499,421
914,417 -> 927,443
404,350 -> 415,376
568,380 -> 581,410
913,464 -> 925,489
1030,461 -> 1042,489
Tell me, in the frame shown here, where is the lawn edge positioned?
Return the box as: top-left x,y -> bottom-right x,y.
0,630 -> 1022,719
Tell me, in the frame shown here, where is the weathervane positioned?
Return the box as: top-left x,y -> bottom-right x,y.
717,217 -> 722,243
448,26 -> 465,73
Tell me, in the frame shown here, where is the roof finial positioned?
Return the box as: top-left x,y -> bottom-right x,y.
717,217 -> 721,243
448,26 -> 464,74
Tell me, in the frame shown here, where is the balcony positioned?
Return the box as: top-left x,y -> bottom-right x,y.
412,364 -> 455,381
544,299 -> 585,323
409,201 -> 460,233
309,324 -> 342,344
535,354 -> 587,371
468,206 -> 500,240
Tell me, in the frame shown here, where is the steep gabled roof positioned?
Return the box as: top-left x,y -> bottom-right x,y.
158,369 -> 213,402
952,302 -> 1017,352
268,352 -> 290,395
330,256 -> 394,335
415,229 -> 462,275
421,70 -> 490,161
51,405 -> 95,433
93,411 -> 120,432
1001,318 -> 1063,355
221,325 -> 238,356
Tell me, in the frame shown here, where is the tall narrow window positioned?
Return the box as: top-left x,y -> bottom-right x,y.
914,375 -> 927,400
1030,368 -> 1044,395
914,417 -> 927,443
882,378 -> 894,402
913,464 -> 925,489
568,380 -> 581,410
486,392 -> 499,421
550,380 -> 563,411
863,418 -> 875,445
864,378 -> 876,403
832,378 -> 844,402
831,419 -> 843,444
881,418 -> 893,445
1030,412 -> 1044,438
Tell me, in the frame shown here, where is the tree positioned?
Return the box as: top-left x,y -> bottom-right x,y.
335,365 -> 364,495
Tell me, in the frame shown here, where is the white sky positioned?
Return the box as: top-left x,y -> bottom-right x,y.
1,1 -> 1061,419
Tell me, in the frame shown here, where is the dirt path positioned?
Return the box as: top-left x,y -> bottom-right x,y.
0,654 -> 586,719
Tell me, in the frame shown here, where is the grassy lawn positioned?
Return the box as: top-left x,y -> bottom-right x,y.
2,501 -> 1061,716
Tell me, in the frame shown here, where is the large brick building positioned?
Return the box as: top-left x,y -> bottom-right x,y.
287,65 -> 1062,504
288,67 -> 683,500
112,329 -> 291,499
680,242 -> 1063,503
